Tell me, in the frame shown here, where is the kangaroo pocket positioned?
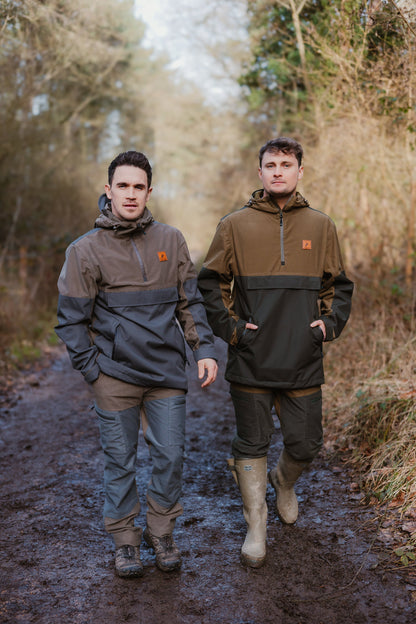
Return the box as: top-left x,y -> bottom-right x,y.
231,277 -> 323,383
93,288 -> 185,374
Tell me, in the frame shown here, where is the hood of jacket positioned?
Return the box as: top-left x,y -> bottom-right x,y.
246,189 -> 310,214
95,193 -> 154,236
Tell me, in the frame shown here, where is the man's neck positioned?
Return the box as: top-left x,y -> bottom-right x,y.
263,190 -> 295,210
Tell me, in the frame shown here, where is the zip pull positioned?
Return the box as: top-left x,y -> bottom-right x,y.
280,210 -> 285,266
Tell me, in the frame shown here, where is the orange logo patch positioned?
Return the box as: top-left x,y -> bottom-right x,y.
302,240 -> 312,250
158,251 -> 168,262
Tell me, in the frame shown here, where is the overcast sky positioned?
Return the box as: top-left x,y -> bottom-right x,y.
134,0 -> 248,106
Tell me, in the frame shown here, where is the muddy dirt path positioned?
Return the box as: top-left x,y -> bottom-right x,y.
0,341 -> 415,623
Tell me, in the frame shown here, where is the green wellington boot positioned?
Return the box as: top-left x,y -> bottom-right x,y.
234,456 -> 268,568
269,448 -> 308,525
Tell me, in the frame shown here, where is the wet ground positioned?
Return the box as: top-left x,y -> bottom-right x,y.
0,340 -> 415,623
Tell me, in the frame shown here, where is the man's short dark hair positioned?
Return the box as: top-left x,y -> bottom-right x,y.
108,151 -> 152,188
259,137 -> 303,167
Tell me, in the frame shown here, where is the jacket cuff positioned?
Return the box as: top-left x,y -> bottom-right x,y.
320,317 -> 334,342
193,346 -> 217,363
230,318 -> 247,346
84,362 -> 101,384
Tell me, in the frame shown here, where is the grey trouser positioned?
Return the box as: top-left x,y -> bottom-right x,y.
92,373 -> 186,547
230,383 -> 323,462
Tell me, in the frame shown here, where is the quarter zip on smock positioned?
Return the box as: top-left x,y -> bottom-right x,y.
279,209 -> 285,266
131,238 -> 148,281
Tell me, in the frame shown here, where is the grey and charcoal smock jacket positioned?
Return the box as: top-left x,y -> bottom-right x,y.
56,200 -> 216,391
198,190 -> 353,390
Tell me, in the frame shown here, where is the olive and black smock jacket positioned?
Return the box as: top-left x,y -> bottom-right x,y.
56,202 -> 216,391
198,190 -> 353,390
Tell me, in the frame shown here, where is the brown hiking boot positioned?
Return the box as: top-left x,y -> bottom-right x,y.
114,545 -> 144,578
143,528 -> 181,572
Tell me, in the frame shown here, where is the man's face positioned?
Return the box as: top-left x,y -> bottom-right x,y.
105,165 -> 152,221
258,150 -> 303,204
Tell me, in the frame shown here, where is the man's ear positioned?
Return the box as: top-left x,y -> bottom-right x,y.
258,167 -> 263,182
104,183 -> 111,200
298,166 -> 304,180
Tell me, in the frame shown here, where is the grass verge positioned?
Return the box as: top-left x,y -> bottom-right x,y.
324,281 -> 416,569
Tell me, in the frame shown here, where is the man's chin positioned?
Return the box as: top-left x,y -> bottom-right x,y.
122,212 -> 144,221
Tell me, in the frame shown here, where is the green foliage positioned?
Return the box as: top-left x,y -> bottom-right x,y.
241,1 -> 306,120
394,547 -> 416,567
47,332 -> 60,347
7,340 -> 42,366
241,0 -> 414,133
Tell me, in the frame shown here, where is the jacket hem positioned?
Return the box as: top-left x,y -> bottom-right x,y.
224,372 -> 325,390
97,354 -> 188,391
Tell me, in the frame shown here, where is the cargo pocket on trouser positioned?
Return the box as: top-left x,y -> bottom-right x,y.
96,405 -> 141,519
142,395 -> 186,509
278,387 -> 323,462
230,385 -> 275,458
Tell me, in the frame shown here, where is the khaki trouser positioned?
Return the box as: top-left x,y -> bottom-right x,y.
92,373 -> 186,547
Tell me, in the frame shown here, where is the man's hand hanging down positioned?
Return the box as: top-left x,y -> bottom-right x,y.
198,358 -> 218,388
